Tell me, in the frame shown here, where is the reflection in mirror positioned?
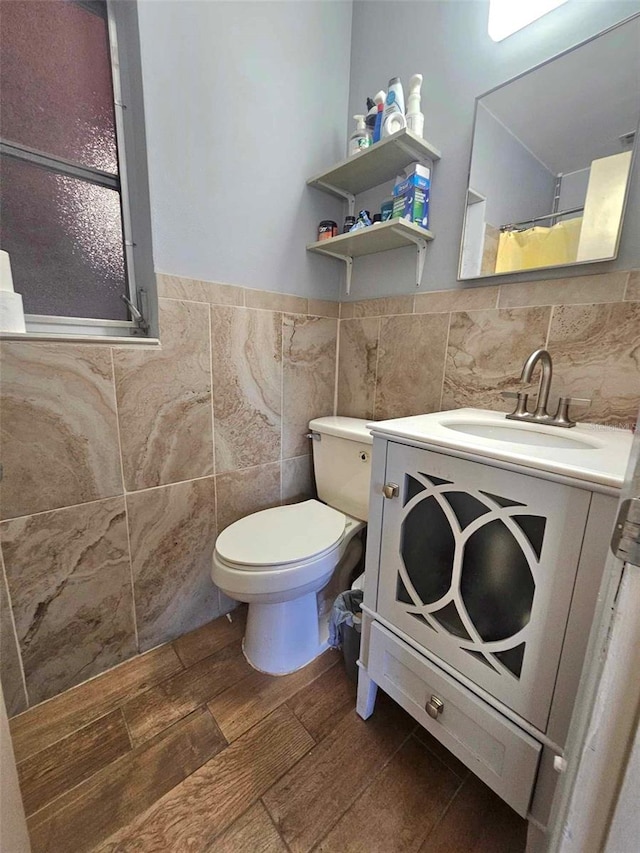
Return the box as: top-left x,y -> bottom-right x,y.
459,15 -> 639,280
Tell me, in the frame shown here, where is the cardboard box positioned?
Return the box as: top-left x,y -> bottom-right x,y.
392,163 -> 430,228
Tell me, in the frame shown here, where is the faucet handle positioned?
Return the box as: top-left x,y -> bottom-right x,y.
553,397 -> 592,428
502,390 -> 529,418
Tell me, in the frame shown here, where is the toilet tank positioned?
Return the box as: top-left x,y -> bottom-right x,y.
308,416 -> 373,522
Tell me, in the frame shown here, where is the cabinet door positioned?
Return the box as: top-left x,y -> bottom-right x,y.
377,442 -> 591,731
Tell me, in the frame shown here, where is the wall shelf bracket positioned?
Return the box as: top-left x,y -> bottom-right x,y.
317,249 -> 354,294
390,226 -> 428,287
314,181 -> 356,217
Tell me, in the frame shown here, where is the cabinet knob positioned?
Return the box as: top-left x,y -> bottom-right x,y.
383,482 -> 399,499
426,695 -> 444,720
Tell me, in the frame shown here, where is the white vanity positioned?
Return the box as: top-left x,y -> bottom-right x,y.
356,408 -> 631,835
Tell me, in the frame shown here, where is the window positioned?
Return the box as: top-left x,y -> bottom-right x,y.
0,0 -> 156,340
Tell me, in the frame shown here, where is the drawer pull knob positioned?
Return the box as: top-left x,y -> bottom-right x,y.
383,482 -> 399,499
426,695 -> 444,719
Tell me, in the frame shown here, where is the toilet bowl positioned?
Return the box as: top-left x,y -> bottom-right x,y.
213,500 -> 364,674
211,416 -> 373,675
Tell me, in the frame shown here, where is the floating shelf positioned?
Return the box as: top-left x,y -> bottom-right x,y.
307,128 -> 441,200
307,219 -> 434,293
307,219 -> 434,258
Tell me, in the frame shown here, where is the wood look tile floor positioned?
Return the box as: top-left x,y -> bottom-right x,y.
11,609 -> 527,853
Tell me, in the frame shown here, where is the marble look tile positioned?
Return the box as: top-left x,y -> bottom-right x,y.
0,343 -> 122,520
244,289 -> 308,314
281,456 -> 315,505
216,462 -> 281,532
1,498 -> 136,705
1,553 -> 27,716
414,286 -> 499,314
283,314 -> 337,458
157,274 -> 243,306
339,295 -> 414,319
336,318 -> 379,419
626,270 -> 640,301
113,299 -> 213,491
442,307 -> 551,413
127,478 -> 219,652
498,271 -> 629,309
210,306 -> 282,473
308,299 -> 339,318
374,314 -> 449,420
548,301 -> 640,426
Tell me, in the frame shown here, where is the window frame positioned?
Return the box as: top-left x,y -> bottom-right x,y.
0,0 -> 158,343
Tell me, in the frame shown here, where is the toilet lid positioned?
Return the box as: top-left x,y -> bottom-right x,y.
215,500 -> 346,568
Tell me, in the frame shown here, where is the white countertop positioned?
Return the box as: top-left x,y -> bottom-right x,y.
367,408 -> 633,491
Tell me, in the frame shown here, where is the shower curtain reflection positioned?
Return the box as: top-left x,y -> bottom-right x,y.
495,217 -> 583,273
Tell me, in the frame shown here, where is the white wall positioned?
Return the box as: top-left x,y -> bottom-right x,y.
137,0 -> 353,299
345,0 -> 640,299
470,104 -> 556,228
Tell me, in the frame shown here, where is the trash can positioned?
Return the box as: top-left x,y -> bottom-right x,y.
328,589 -> 363,682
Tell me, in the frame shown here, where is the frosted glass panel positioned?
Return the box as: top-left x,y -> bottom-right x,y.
1,1 -> 117,173
1,156 -> 127,320
401,496 -> 454,604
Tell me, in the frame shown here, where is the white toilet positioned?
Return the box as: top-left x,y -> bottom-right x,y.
212,416 -> 372,675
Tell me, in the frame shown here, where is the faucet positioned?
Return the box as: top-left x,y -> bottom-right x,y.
505,349 -> 591,428
521,349 -> 553,421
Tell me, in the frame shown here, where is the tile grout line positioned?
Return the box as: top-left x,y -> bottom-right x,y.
208,306 -> 221,550
439,312 -> 453,411
309,724 -> 417,851
260,796 -> 296,853
110,348 -> 140,653
419,771 -> 469,849
544,305 -> 554,349
0,546 -> 30,711
333,319 -> 341,416
622,270 -> 631,301
371,317 -> 382,420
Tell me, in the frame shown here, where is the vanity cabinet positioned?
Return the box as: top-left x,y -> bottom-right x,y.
358,428 -> 620,824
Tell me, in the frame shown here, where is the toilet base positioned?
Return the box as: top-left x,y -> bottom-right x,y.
243,592 -> 327,675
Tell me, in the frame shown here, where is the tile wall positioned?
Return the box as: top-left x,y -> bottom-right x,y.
0,276 -> 338,714
337,270 -> 640,428
1,266 -> 638,715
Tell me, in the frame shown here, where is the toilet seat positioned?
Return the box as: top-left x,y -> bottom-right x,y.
215,500 -> 346,569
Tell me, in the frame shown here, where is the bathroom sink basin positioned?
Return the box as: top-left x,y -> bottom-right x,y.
367,408 -> 633,491
444,421 -> 597,449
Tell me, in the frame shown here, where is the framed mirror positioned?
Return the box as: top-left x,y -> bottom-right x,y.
459,15 -> 640,280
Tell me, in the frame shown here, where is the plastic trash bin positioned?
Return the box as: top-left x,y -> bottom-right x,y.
328,589 -> 363,682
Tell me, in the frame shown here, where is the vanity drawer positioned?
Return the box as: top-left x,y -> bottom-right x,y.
368,621 -> 541,817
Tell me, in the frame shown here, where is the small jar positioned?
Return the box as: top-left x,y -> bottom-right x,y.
343,215 -> 356,233
318,220 -> 338,241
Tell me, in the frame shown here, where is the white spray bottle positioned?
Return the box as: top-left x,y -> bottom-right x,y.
406,74 -> 424,138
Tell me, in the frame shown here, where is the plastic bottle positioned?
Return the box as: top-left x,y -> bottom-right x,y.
348,115 -> 371,157
382,77 -> 406,138
406,74 -> 424,138
372,90 -> 385,144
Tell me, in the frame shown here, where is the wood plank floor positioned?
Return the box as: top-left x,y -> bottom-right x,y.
10,608 -> 527,853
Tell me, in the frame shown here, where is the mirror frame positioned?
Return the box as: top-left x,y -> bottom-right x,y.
458,13 -> 640,282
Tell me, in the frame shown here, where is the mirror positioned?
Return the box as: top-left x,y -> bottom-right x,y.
459,15 -> 640,280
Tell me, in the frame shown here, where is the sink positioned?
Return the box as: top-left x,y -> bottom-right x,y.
366,408 -> 633,491
444,422 -> 597,449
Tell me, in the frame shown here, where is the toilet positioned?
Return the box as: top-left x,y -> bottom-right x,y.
212,416 -> 373,675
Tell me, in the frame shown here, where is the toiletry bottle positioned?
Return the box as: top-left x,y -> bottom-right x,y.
349,115 -> 371,157
406,74 -> 424,138
382,77 -> 406,137
372,90 -> 385,143
365,97 -> 377,137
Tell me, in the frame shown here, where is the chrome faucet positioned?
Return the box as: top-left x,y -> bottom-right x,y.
505,349 -> 591,428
